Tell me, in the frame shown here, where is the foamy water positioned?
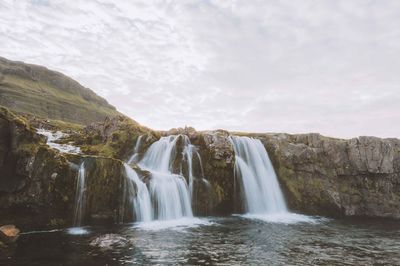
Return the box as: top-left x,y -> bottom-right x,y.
236,212 -> 327,224
66,227 -> 90,235
133,217 -> 214,231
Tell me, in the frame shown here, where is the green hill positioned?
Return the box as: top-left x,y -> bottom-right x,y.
0,57 -> 119,125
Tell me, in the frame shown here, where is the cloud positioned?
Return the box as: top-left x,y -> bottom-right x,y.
0,0 -> 399,138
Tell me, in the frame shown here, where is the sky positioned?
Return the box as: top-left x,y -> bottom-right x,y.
0,0 -> 399,138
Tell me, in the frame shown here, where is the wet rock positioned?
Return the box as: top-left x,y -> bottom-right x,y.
261,133 -> 400,218
202,130 -> 234,163
0,225 -> 20,244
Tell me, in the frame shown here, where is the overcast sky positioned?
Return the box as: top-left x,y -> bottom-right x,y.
1,0 -> 399,138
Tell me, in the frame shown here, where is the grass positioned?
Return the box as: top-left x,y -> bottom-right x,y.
0,59 -> 120,125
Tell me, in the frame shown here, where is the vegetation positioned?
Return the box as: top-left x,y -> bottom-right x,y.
0,57 -> 120,125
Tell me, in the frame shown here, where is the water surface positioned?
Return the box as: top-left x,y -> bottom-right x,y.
2,216 -> 399,265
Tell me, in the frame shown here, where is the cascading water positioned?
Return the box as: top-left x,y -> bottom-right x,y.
123,163 -> 152,222
230,136 -> 287,214
73,162 -> 87,226
138,135 -> 193,220
182,135 -> 208,197
127,135 -> 143,164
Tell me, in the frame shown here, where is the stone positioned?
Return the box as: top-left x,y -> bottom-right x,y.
0,225 -> 20,244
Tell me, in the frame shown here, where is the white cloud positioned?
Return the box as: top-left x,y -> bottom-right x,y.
0,0 -> 399,138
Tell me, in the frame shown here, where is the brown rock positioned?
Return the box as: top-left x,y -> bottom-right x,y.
0,225 -> 20,244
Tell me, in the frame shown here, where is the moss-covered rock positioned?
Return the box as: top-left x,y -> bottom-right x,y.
260,133 -> 400,218
0,108 -> 131,228
71,116 -> 159,160
188,130 -> 236,215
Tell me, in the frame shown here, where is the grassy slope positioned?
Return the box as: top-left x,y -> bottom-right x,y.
0,57 -> 120,125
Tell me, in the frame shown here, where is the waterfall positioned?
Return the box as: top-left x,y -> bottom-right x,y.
230,136 -> 287,214
73,162 -> 86,226
127,135 -> 143,164
123,163 -> 152,222
138,135 -> 193,220
182,135 -> 207,197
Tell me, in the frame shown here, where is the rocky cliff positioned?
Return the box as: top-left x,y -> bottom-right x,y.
1,56 -> 400,229
182,130 -> 400,219
261,133 -> 400,218
2,105 -> 400,228
0,107 -> 135,229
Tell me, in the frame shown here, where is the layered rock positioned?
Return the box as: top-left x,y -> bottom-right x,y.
172,130 -> 400,219
191,130 -> 235,215
261,133 -> 400,218
2,105 -> 400,224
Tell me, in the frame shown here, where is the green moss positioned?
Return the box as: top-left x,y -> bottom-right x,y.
212,182 -> 226,203
48,218 -> 66,227
75,116 -> 158,160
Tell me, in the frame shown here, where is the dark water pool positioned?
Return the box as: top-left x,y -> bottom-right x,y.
1,214 -> 400,265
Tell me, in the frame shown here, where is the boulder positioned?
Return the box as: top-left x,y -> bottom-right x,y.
0,225 -> 19,244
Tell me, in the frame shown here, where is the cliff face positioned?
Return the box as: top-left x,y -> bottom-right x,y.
1,55 -> 399,224
261,133 -> 400,218
2,106 -> 400,228
0,57 -> 119,125
191,131 -> 400,219
0,107 -> 129,229
0,107 -> 75,228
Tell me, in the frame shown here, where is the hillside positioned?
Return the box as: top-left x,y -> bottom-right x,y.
0,57 -> 119,125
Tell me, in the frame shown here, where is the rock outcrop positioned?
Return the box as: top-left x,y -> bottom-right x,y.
169,130 -> 400,219
193,130 -> 235,215
0,107 -> 133,228
2,105 -> 400,224
261,133 -> 400,218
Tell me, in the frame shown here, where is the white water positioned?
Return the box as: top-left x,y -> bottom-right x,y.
127,135 -> 143,164
134,217 -> 214,231
182,135 -> 207,197
123,163 -> 152,222
230,136 -> 287,214
36,128 -> 80,154
73,162 -> 86,226
138,135 -> 193,221
237,213 -> 323,224
68,162 -> 89,235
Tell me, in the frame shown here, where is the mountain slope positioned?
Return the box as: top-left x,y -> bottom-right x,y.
0,57 -> 119,125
